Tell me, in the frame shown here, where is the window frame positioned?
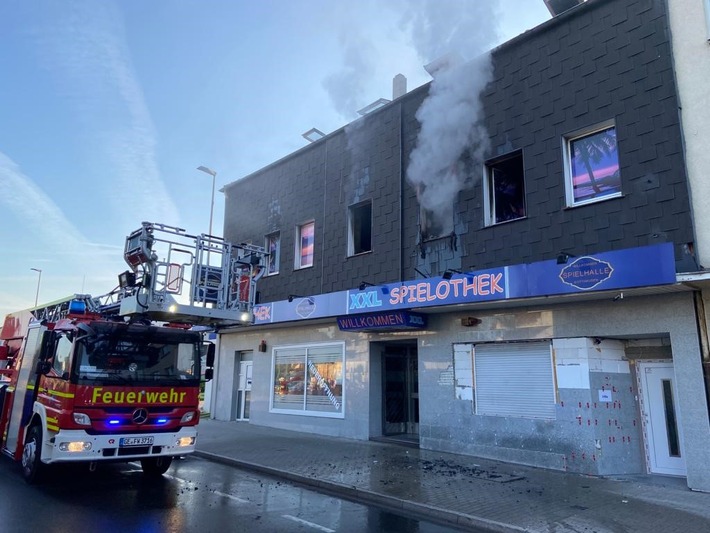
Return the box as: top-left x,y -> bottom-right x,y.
269,342 -> 345,419
294,221 -> 315,270
563,119 -> 622,207
264,231 -> 280,276
483,149 -> 526,226
347,200 -> 373,257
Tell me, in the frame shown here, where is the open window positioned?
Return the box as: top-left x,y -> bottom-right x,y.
563,120 -> 621,207
484,150 -> 526,225
265,232 -> 280,276
348,201 -> 372,256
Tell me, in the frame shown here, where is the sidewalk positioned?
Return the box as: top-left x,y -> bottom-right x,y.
193,419 -> 710,532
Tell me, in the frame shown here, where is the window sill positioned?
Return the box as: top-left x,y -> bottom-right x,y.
564,192 -> 624,209
485,215 -> 527,228
347,250 -> 373,259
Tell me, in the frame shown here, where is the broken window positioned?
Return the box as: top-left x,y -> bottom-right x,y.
484,150 -> 526,225
348,201 -> 372,256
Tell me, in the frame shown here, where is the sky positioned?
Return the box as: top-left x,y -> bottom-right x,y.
0,0 -> 551,320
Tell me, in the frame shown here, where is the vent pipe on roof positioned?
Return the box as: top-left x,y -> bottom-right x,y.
544,0 -> 586,16
393,74 -> 407,99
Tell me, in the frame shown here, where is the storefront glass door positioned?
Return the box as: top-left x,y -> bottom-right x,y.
383,344 -> 418,436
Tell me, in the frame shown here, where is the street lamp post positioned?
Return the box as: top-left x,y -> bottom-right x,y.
197,166 -> 217,267
30,268 -> 42,308
197,166 -> 217,239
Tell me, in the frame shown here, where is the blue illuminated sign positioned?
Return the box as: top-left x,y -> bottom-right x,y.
337,311 -> 426,331
252,243 -> 676,325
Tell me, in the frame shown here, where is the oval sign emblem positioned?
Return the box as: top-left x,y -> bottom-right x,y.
559,256 -> 613,290
295,298 -> 316,318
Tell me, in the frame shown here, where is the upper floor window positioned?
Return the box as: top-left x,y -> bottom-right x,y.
348,201 -> 372,256
295,221 -> 314,269
484,150 -> 526,225
417,184 -> 451,242
265,232 -> 280,276
563,120 -> 621,207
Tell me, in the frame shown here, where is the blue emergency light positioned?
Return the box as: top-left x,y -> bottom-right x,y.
68,299 -> 87,315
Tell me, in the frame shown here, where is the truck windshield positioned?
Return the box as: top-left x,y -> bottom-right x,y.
73,324 -> 201,386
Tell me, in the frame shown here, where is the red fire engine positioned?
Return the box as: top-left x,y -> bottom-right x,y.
0,222 -> 266,483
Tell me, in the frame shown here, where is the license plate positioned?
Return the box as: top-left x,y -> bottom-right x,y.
120,436 -> 154,447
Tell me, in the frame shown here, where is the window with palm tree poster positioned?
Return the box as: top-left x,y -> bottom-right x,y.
564,120 -> 621,206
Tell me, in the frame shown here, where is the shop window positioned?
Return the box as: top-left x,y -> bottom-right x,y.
473,341 -> 556,419
348,201 -> 372,256
271,343 -> 344,418
563,120 -> 621,207
265,232 -> 280,276
484,150 -> 526,225
295,221 -> 314,269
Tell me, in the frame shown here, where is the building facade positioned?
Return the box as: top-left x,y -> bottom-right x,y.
213,0 -> 710,492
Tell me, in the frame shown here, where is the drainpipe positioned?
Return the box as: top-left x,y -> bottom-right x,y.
694,292 -> 710,416
399,102 -> 405,281
320,140 -> 328,294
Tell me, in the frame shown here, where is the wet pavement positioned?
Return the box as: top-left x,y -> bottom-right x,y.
194,419 -> 710,532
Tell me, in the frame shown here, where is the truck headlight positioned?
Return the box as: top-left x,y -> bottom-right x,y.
180,411 -> 195,423
59,441 -> 92,452
73,412 -> 91,426
176,436 -> 195,447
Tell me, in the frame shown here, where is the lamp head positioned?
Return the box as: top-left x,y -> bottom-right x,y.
557,252 -> 577,265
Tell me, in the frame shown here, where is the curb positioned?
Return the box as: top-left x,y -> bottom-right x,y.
193,450 -> 528,533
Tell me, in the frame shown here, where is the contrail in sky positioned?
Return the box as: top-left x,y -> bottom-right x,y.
31,0 -> 179,228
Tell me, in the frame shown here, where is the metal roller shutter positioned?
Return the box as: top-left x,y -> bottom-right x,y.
474,342 -> 556,419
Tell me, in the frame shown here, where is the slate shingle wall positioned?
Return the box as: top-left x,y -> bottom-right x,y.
224,0 -> 693,304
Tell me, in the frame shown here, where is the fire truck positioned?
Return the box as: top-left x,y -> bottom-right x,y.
0,222 -> 266,483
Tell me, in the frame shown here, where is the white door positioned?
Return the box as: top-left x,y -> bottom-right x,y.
236,361 -> 252,420
638,361 -> 686,476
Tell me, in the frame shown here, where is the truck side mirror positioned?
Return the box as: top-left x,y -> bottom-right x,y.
35,361 -> 51,375
204,368 -> 214,381
205,343 -> 215,368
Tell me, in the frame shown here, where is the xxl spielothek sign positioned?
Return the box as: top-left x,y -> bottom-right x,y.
251,243 -> 676,325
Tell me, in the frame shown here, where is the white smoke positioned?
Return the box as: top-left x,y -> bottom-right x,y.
401,0 -> 501,236
323,34 -> 377,119
407,55 -> 493,235
324,1 -> 503,234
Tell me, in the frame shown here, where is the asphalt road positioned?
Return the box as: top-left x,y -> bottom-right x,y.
0,455 -> 478,532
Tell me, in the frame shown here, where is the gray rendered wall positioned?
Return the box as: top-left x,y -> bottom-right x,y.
217,325 -> 373,441
417,292 -> 710,490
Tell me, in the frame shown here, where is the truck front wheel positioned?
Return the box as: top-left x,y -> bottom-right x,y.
141,456 -> 173,476
22,425 -> 44,484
